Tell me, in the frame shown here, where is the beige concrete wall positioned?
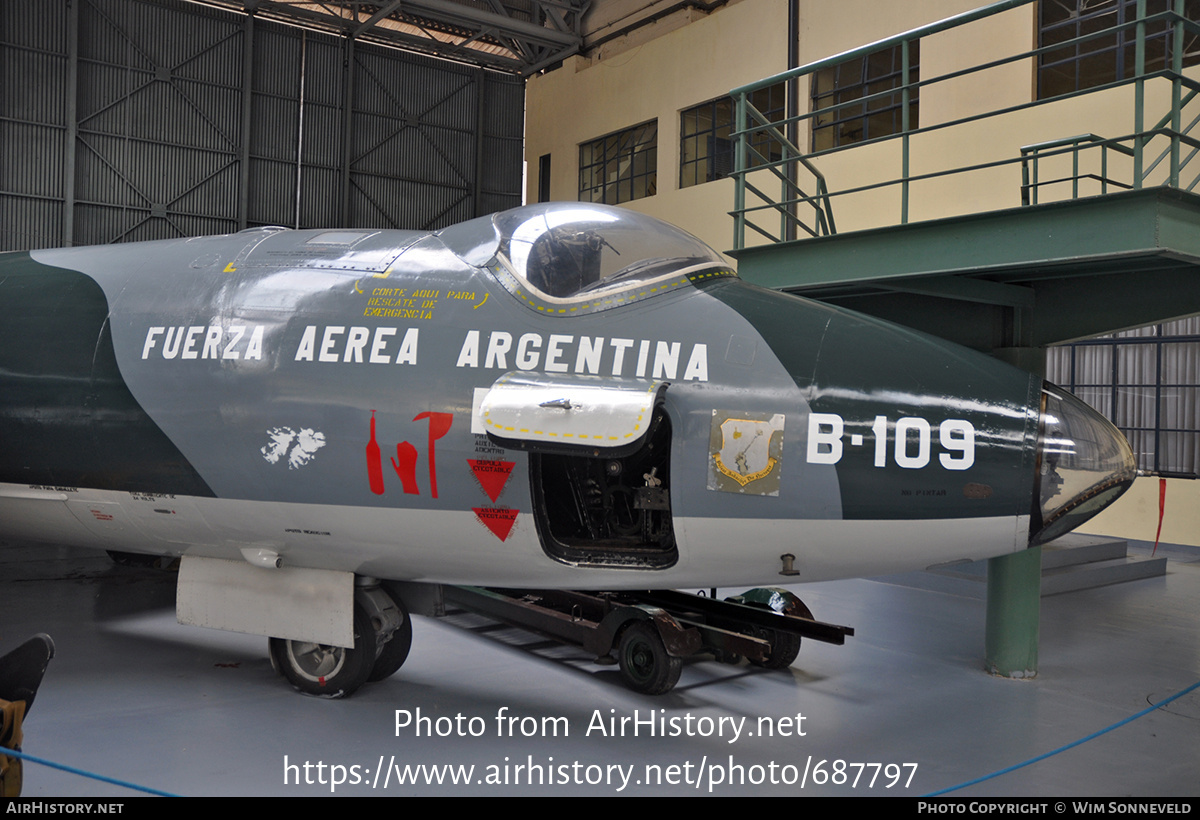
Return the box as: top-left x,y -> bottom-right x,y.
813,82 -> 1143,232
843,77 -> 1199,229
920,5 -> 1035,125
1079,476 -> 1200,547
525,0 -> 788,251
795,0 -> 983,63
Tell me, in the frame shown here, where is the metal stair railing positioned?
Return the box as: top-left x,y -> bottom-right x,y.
730,0 -> 1200,249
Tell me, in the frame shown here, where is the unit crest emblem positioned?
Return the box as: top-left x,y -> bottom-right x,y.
708,411 -> 785,496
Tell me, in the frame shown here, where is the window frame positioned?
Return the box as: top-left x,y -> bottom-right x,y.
679,83 -> 787,189
1048,320 -> 1200,477
810,41 -> 919,153
578,121 -> 658,205
1037,0 -> 1200,99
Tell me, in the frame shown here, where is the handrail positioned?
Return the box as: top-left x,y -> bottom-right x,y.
731,0 -> 1033,98
729,126 -> 1199,217
730,0 -> 1200,249
1020,135 -> 1136,205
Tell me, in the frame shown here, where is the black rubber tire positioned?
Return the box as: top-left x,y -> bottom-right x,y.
366,592 -> 412,682
269,605 -> 374,698
617,622 -> 682,695
747,628 -> 801,670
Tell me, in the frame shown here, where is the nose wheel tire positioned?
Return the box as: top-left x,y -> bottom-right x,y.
269,605 -> 374,698
366,592 -> 412,682
617,622 -> 682,695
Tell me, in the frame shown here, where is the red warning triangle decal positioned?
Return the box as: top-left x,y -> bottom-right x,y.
468,459 -> 515,502
473,507 -> 518,542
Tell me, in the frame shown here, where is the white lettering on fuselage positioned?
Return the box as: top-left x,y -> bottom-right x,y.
293,325 -> 419,365
806,412 -> 976,469
455,330 -> 709,382
138,324 -> 709,382
141,325 -> 264,360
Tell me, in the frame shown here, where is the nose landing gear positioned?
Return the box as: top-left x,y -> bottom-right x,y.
269,582 -> 412,698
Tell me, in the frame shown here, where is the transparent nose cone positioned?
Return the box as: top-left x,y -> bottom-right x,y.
1030,382 -> 1138,546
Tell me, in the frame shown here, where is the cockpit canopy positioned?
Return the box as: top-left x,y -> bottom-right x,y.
438,202 -> 732,311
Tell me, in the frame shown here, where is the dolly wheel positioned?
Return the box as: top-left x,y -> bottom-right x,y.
748,627 -> 801,670
617,622 -> 682,695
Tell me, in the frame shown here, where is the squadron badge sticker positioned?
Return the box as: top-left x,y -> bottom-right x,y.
708,411 -> 785,496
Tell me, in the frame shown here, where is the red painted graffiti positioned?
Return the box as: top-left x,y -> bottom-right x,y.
367,410 -> 385,495
391,442 -> 420,495
366,411 -> 454,498
414,411 -> 453,498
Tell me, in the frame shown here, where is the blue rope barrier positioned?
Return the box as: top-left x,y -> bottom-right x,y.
925,678 -> 1200,796
2,745 -> 180,797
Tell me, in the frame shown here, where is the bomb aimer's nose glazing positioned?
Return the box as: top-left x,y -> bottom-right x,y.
1030,382 -> 1137,546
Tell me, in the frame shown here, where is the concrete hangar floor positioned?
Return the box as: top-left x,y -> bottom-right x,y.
2,537 -> 1198,798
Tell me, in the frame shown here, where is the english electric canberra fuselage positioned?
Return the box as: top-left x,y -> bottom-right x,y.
0,203 -> 1135,693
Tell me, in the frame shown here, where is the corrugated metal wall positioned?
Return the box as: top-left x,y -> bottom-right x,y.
1,0 -> 525,251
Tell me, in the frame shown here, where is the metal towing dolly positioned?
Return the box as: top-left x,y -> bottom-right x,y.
442,586 -> 854,695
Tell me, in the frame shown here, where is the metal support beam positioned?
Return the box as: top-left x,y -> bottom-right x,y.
875,275 -> 1035,308
238,13 -> 254,230
62,0 -> 79,247
235,0 -> 583,74
473,68 -> 485,217
294,29 -> 307,230
734,189 -> 1200,293
785,0 -> 799,242
396,0 -> 578,48
339,36 -> 355,227
353,1 -> 403,38
1134,0 -> 1147,186
734,190 -> 1200,348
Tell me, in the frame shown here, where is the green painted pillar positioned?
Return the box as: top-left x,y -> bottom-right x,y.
985,346 -> 1045,678
985,546 -> 1042,677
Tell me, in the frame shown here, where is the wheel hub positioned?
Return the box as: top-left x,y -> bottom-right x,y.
286,641 -> 346,682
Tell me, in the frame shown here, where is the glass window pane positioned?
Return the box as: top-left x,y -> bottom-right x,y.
579,120 -> 657,204
1047,345 -> 1073,381
681,85 -> 782,188
1160,387 -> 1200,428
811,43 -> 915,150
1053,321 -> 1200,475
1116,343 -> 1157,383
1074,344 -> 1113,384
1075,385 -> 1114,417
1160,315 -> 1200,335
1161,342 -> 1200,383
1121,428 -> 1156,471
1039,0 -> 1200,97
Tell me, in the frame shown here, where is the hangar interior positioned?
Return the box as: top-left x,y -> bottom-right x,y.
1,0 -> 1198,797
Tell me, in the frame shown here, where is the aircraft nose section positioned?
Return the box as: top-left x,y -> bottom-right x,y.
1030,382 -> 1137,546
